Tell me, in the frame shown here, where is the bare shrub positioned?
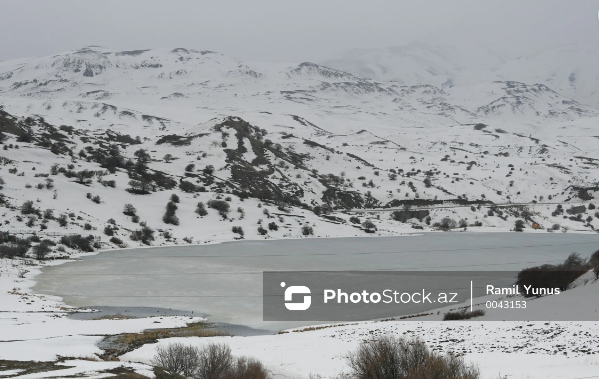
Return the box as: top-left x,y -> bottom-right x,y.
152,343 -> 201,378
195,343 -> 234,379
302,225 -> 314,236
44,209 -> 54,220
26,216 -> 37,227
57,214 -> 68,227
123,203 -> 137,216
21,200 -> 39,215
33,240 -> 52,260
224,356 -> 270,379
151,342 -> 269,379
347,336 -> 479,379
362,220 -> 377,233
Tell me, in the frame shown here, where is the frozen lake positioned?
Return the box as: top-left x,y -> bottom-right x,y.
34,233 -> 599,330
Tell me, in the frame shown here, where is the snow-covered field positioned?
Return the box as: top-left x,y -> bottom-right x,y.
2,249 -> 598,378
0,45 -> 598,377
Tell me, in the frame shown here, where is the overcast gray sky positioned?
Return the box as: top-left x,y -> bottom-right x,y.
1,0 -> 598,63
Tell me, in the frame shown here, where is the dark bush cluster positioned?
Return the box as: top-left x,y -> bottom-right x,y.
232,226 -> 244,237
163,201 -> 180,225
33,240 -> 53,260
349,216 -> 361,224
302,225 -> 314,236
101,179 -> 116,188
179,180 -> 205,193
21,200 -> 40,216
57,214 -> 69,227
128,179 -> 153,194
130,223 -> 155,245
362,220 -> 377,233
60,235 -> 95,252
0,238 -> 30,258
515,253 -> 591,298
196,202 -> 208,216
434,217 -> 457,230
591,250 -> 599,279
443,309 -> 486,321
110,236 -> 124,246
123,203 -> 137,216
207,199 -> 230,217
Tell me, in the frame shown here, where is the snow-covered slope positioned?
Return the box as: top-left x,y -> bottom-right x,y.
0,46 -> 598,251
320,42 -> 505,84
322,41 -> 599,108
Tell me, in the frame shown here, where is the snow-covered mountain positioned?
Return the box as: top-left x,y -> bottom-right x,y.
321,42 -> 599,108
0,46 -> 598,250
320,42 -> 506,84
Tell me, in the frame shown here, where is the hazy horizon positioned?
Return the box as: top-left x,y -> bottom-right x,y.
1,0 -> 598,64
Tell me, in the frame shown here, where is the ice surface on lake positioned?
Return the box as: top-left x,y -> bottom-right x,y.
34,233 -> 599,330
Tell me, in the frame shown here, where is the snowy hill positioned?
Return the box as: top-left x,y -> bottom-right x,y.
0,46 -> 598,250
320,42 -> 506,84
321,41 -> 599,108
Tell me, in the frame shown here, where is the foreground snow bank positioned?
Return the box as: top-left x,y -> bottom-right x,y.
122,276 -> 599,378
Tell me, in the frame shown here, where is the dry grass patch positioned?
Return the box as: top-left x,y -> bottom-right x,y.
0,360 -> 71,378
99,322 -> 229,360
